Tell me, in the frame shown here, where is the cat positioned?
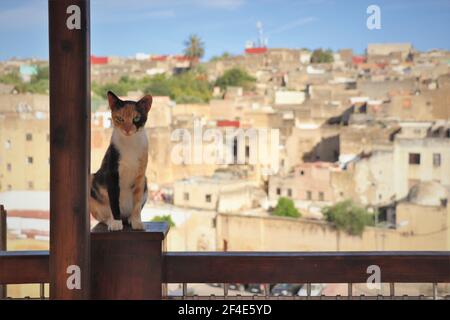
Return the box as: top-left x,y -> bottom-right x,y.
90,91 -> 152,231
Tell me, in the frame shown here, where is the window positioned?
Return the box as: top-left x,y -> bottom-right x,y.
6,163 -> 11,172
300,170 -> 305,176
26,133 -> 33,141
408,153 -> 421,165
205,194 -> 212,203
287,189 -> 292,197
183,192 -> 189,201
27,156 -> 33,164
306,191 -> 312,200
4,139 -> 11,149
319,192 -> 324,201
276,188 -> 281,196
28,181 -> 34,190
433,153 -> 441,167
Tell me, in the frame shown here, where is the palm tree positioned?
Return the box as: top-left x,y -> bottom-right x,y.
183,34 -> 205,63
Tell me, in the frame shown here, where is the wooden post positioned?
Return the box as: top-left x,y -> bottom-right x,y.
49,0 -> 91,299
91,222 -> 169,300
0,205 -> 6,298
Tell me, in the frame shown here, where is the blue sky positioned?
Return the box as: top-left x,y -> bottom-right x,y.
1,0 -> 450,61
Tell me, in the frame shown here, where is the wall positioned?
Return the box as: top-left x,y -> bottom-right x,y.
332,150 -> 395,206
216,207 -> 450,251
275,91 -> 305,105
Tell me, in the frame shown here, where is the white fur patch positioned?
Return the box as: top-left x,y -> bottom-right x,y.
111,128 -> 148,219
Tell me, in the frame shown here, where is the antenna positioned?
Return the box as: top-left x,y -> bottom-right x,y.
256,21 -> 265,47
245,21 -> 268,49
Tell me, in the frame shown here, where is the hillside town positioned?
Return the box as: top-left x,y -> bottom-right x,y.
0,41 -> 449,253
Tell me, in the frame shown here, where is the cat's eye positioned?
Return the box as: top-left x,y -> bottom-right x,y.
133,115 -> 141,122
115,116 -> 124,123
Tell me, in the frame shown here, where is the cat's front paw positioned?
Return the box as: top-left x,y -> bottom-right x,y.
107,219 -> 123,231
129,217 -> 145,230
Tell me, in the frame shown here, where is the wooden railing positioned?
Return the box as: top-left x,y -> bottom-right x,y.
1,222 -> 449,300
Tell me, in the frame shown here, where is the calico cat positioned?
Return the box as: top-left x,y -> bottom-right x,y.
90,91 -> 152,231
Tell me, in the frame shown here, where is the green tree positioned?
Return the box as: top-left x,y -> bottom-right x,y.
183,34 -> 205,60
273,197 -> 301,218
215,68 -> 255,90
0,70 -> 22,85
0,65 -> 49,94
151,215 -> 176,227
310,48 -> 334,63
92,71 -> 212,104
322,200 -> 374,236
210,51 -> 232,62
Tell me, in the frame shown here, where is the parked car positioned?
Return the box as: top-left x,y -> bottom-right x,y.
228,283 -> 247,291
246,283 -> 265,294
271,283 -> 303,296
297,284 -> 325,297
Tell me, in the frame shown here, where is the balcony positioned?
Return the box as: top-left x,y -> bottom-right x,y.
0,0 -> 449,301
1,208 -> 449,300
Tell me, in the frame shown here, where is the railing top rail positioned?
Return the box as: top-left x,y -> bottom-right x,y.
1,250 -> 449,285
165,251 -> 450,257
164,251 -> 450,284
0,251 -> 49,284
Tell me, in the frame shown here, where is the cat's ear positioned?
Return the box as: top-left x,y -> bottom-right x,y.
137,95 -> 153,113
107,91 -> 122,110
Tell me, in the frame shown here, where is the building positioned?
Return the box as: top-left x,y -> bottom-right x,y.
332,150 -> 395,206
173,170 -> 258,212
0,113 -> 49,191
393,135 -> 450,199
269,162 -> 341,208
367,43 -> 413,61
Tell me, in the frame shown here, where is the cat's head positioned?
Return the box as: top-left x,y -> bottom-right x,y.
107,91 -> 153,136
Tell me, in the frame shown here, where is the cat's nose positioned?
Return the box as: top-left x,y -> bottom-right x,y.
123,124 -> 133,134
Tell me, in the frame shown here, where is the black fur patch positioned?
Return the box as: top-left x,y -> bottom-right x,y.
91,144 -> 121,220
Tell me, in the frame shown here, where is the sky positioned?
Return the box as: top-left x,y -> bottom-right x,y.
0,0 -> 450,61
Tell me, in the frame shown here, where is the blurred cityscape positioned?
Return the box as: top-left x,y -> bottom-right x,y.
1,38 -> 449,297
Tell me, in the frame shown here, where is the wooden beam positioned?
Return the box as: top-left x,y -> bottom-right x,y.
0,206 -> 6,297
0,251 -> 50,284
0,206 -> 5,251
164,251 -> 450,284
49,0 -> 91,299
